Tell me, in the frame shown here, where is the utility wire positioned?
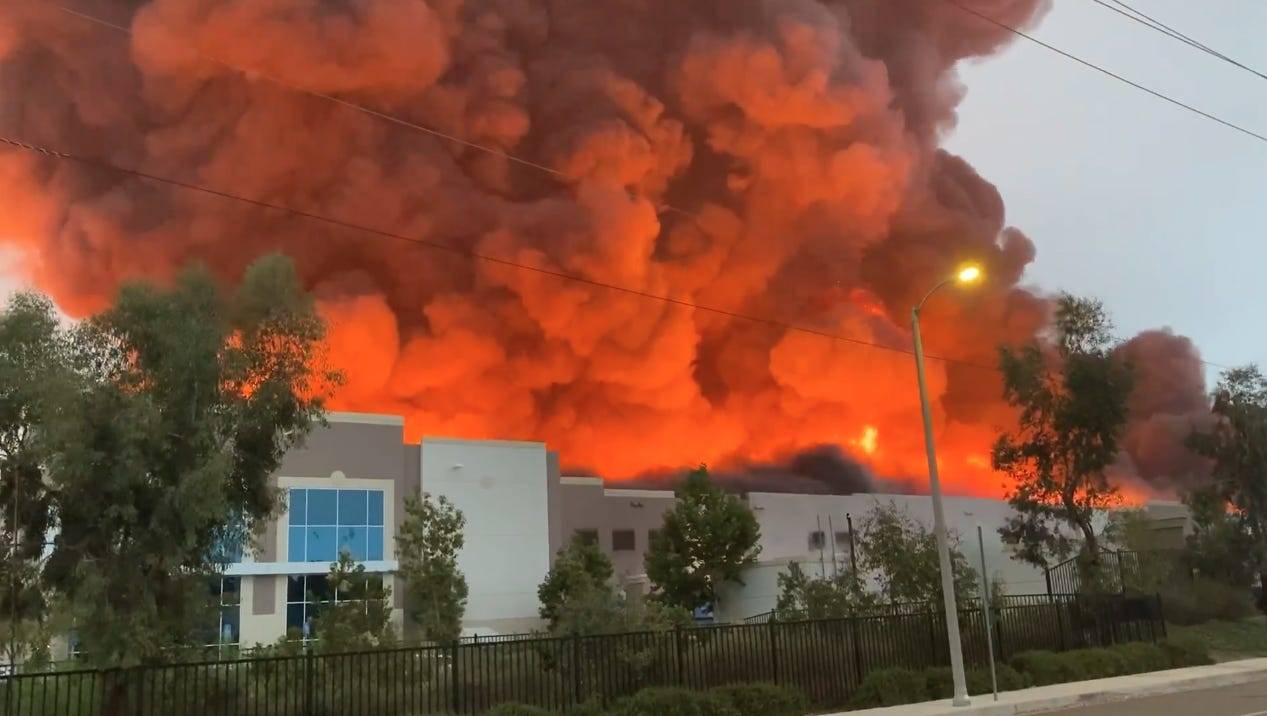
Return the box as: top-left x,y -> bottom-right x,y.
0,134 -> 1000,373
941,0 -> 1267,144
1095,0 -> 1267,81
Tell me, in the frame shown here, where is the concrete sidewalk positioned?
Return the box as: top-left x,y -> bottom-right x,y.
831,657 -> 1267,715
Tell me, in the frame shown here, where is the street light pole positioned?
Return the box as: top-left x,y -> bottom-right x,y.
910,263 -> 982,708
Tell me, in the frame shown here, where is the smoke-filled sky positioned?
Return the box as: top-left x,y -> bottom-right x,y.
0,0 -> 1254,499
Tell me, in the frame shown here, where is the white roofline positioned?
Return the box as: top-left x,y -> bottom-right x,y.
604,488 -> 675,500
422,436 -> 545,450
325,412 -> 405,427
561,476 -> 604,487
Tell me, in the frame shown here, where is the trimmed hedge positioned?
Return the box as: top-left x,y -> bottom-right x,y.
483,705 -> 553,716
481,641 -> 1210,714
926,665 -> 1030,699
1011,641 -> 1212,686
710,683 -> 809,716
1161,637 -> 1216,667
606,687 -> 737,716
850,668 -> 928,708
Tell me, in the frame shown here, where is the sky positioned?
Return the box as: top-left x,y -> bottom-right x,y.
946,0 -> 1267,384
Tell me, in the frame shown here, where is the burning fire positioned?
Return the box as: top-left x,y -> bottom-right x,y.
853,426 -> 879,457
0,1 -> 1212,498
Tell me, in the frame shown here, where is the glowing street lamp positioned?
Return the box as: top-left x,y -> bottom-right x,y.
911,262 -> 983,708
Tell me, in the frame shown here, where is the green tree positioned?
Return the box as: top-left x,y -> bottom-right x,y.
1182,486 -> 1256,589
859,503 -> 977,604
397,493 -> 468,643
539,535 -> 614,629
540,536 -> 688,636
1187,365 -> 1267,608
993,294 -> 1133,569
644,466 -> 762,611
0,294 -> 75,667
313,551 -> 396,653
27,255 -> 337,667
1102,509 -> 1175,595
775,561 -> 877,620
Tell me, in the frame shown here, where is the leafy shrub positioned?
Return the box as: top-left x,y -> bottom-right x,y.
608,687 -> 738,716
926,665 -> 1030,699
1065,648 -> 1128,679
566,702 -> 609,716
1160,637 -> 1214,667
1108,642 -> 1169,673
709,683 -> 808,716
1161,578 -> 1256,626
850,667 -> 928,708
925,667 -> 953,700
483,704 -> 553,716
1010,650 -> 1085,686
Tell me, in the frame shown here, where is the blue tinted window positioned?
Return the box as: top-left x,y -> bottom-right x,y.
289,490 -> 307,525
287,487 -> 386,562
307,490 -> 338,525
307,526 -> 337,562
338,526 -> 368,561
288,527 -> 306,562
338,490 -> 367,526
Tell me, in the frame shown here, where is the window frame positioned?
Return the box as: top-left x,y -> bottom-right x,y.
288,488 -> 386,563
611,529 -> 636,552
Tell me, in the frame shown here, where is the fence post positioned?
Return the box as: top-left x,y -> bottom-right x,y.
304,647 -> 315,716
571,636 -> 582,706
1156,593 -> 1167,640
450,642 -> 461,714
927,609 -> 939,667
993,603 -> 1005,662
674,627 -> 685,687
768,620 -> 780,685
850,616 -> 865,688
1044,568 -> 1053,596
1053,595 -> 1067,652
1117,552 -> 1127,595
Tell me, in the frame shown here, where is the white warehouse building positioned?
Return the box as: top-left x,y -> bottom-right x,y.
215,412 -> 1185,647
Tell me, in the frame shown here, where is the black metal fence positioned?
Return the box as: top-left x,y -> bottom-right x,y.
1044,549 -> 1193,596
0,594 -> 1163,716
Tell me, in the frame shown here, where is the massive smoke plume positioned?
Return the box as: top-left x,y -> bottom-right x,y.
0,0 -> 1210,496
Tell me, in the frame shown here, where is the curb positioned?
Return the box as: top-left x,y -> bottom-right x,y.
831,657 -> 1267,715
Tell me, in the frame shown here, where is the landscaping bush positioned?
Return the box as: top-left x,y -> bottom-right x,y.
926,664 -> 1030,699
1108,642 -> 1169,673
850,667 -> 928,708
1161,578 -> 1256,626
565,701 -> 609,716
1065,647 -> 1128,679
1160,638 -> 1214,667
607,687 -> 738,716
709,683 -> 808,716
1009,650 -> 1086,686
483,704 -> 553,716
925,667 -> 952,700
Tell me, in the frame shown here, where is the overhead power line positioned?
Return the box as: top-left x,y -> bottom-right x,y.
0,134 -> 1001,373
1092,0 -> 1267,81
941,0 -> 1267,145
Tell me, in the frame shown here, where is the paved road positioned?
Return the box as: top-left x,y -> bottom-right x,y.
1036,678 -> 1267,715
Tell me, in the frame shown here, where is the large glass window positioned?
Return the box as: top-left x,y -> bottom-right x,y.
285,573 -> 384,640
214,577 -> 241,646
288,488 -> 385,562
